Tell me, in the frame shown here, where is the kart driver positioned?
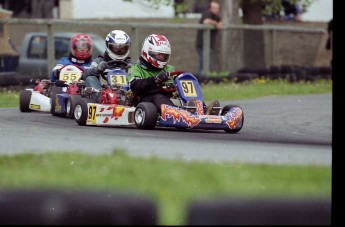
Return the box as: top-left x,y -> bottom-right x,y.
50,33 -> 93,82
128,34 -> 220,115
81,30 -> 132,101
127,34 -> 175,114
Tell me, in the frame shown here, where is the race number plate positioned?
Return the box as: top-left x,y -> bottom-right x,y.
110,74 -> 127,86
59,72 -> 81,83
87,104 -> 97,125
179,80 -> 197,97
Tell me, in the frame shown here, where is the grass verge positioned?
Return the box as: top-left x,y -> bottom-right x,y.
0,150 -> 331,225
201,78 -> 332,101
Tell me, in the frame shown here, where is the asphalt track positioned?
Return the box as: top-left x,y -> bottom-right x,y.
0,93 -> 332,166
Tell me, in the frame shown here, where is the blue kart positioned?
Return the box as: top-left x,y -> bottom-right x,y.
134,71 -> 244,133
50,64 -> 86,118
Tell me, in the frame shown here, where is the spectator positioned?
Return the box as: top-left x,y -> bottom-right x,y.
195,0 -> 223,75
326,19 -> 332,50
281,0 -> 303,22
325,19 -> 332,66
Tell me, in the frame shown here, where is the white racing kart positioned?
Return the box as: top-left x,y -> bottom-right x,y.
74,60 -> 136,126
19,79 -> 51,113
19,64 -> 84,114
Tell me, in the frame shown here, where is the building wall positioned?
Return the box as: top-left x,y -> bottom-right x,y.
59,0 -> 72,19
65,0 -> 174,19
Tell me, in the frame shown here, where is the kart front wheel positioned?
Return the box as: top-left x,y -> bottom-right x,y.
134,102 -> 157,130
50,86 -> 60,116
66,95 -> 80,119
19,90 -> 32,112
74,98 -> 94,126
221,105 -> 244,133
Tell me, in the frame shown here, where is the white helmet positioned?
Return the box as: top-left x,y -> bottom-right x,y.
105,30 -> 131,60
141,34 -> 171,69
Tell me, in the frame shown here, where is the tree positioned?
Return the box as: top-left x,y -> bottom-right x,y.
241,0 -> 266,69
216,0 -> 315,70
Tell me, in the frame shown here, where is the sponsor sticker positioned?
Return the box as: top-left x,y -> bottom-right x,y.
30,104 -> 40,110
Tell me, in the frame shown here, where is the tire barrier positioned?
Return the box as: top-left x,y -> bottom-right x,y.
186,198 -> 331,225
0,72 -> 43,86
0,189 -> 332,225
0,189 -> 158,225
0,65 -> 332,87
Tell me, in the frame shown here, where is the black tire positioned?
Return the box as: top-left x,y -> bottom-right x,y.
74,98 -> 94,126
19,90 -> 32,112
186,198 -> 331,225
66,95 -> 80,119
221,105 -> 244,133
50,86 -> 60,116
134,102 -> 157,130
0,189 -> 158,225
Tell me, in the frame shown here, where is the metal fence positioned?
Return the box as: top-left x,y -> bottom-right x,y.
0,18 -> 326,76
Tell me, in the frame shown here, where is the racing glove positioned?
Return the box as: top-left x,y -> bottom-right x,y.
53,69 -> 60,78
97,61 -> 109,73
154,72 -> 170,85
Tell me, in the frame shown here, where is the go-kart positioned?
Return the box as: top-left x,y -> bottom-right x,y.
19,78 -> 52,112
50,64 -> 85,118
133,71 -> 244,133
74,67 -> 244,133
73,60 -> 136,126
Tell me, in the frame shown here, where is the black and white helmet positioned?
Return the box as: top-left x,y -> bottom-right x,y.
105,30 -> 131,60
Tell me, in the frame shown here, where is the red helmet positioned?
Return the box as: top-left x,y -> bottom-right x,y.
70,33 -> 93,60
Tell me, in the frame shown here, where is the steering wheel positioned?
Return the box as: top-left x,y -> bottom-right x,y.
169,71 -> 185,78
101,59 -> 129,80
159,71 -> 185,93
107,59 -> 129,69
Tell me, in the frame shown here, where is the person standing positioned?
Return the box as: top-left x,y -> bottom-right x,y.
325,19 -> 333,66
281,0 -> 303,22
195,0 -> 223,76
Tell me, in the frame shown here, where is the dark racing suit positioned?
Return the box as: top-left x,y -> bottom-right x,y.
81,52 -> 132,101
128,56 -> 175,114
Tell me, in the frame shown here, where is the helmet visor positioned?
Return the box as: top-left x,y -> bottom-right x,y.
108,43 -> 130,55
148,50 -> 170,62
73,40 -> 92,53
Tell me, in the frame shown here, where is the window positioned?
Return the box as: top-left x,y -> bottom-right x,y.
27,36 -> 70,59
54,38 -> 70,59
27,36 -> 47,59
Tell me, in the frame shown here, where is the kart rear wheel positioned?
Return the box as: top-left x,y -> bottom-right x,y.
50,86 -> 60,116
66,95 -> 80,119
221,105 -> 244,133
19,90 -> 32,112
134,102 -> 157,130
74,98 -> 94,126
